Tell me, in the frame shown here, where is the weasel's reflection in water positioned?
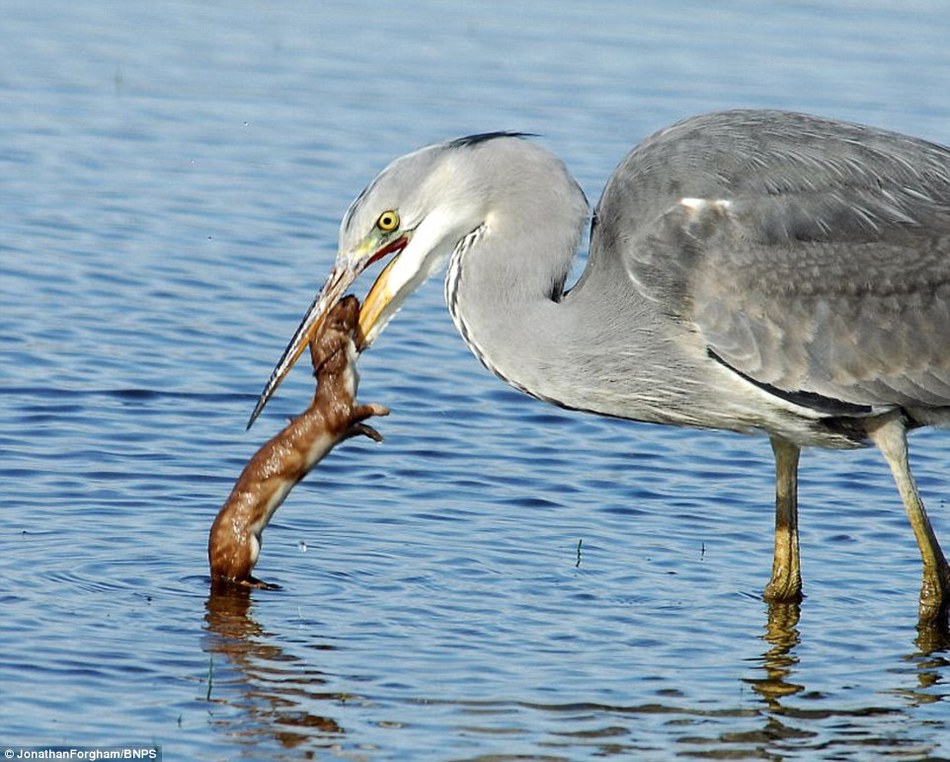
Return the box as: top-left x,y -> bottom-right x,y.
203,588 -> 345,753
201,587 -> 950,758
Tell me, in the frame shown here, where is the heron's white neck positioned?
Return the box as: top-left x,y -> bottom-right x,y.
441,161 -> 711,423
442,171 -> 616,411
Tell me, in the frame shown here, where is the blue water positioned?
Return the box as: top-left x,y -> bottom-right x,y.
3,1 -> 950,759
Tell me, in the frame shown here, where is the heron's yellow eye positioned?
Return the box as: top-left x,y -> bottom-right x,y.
376,210 -> 399,232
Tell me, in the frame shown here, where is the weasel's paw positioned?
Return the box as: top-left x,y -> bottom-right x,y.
349,422 -> 384,442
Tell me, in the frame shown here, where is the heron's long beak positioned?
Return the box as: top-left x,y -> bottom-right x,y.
246,263 -> 358,429
357,254 -> 400,350
246,234 -> 409,429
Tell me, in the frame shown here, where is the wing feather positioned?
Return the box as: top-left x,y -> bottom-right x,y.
607,110 -> 950,409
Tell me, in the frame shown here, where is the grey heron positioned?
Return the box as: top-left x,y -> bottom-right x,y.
249,109 -> 950,625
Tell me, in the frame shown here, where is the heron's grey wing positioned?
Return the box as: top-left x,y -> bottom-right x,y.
666,201 -> 950,408
616,113 -> 950,409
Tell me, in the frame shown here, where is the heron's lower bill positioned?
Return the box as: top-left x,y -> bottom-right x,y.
356,255 -> 400,350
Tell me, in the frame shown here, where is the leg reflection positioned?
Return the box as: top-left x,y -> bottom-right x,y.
745,602 -> 804,709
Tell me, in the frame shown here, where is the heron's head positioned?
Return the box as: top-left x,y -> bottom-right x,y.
248,133 -> 533,427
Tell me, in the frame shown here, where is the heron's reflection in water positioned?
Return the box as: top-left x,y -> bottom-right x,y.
203,588 -> 345,752
731,602 -> 810,749
747,603 -> 804,709
898,617 -> 950,708
732,601 -> 950,756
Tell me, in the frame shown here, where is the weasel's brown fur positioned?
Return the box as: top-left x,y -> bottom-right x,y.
208,296 -> 387,588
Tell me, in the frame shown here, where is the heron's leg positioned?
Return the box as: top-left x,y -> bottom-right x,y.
867,416 -> 950,625
764,436 -> 803,603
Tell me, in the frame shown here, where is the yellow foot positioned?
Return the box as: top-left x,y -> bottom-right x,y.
917,565 -> 950,629
763,569 -> 803,605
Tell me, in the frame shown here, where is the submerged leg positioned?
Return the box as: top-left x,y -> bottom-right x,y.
764,436 -> 803,603
867,416 -> 950,625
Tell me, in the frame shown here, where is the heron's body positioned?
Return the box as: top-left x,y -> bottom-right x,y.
446,112 -> 950,448
253,109 -> 950,626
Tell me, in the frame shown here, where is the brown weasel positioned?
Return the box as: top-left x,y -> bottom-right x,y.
208,295 -> 388,589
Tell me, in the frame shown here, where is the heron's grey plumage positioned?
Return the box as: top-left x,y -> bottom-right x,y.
422,111 -> 950,451
272,109 -> 950,624
613,111 -> 950,422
